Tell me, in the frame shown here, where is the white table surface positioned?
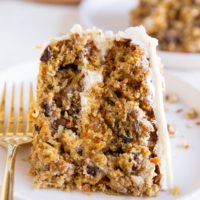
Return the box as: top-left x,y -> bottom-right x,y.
0,0 -> 200,91
0,0 -> 81,68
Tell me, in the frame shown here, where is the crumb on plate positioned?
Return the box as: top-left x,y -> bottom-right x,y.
181,141 -> 190,149
171,185 -> 181,196
167,124 -> 176,137
186,108 -> 198,119
165,94 -> 179,104
196,121 -> 200,126
35,44 -> 45,49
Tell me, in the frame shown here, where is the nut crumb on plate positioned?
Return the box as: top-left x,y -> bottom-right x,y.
181,141 -> 190,149
186,108 -> 198,119
171,185 -> 181,195
165,94 -> 179,103
167,124 -> 176,137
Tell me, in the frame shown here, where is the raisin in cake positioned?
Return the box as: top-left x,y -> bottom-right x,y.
30,25 -> 172,196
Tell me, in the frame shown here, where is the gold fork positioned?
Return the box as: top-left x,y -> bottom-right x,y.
0,83 -> 34,200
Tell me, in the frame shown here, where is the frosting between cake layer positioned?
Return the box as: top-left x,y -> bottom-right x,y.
80,68 -> 103,112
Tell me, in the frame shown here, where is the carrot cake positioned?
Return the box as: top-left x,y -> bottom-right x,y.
30,25 -> 172,196
131,0 -> 200,53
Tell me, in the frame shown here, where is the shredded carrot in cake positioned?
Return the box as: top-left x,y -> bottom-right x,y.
150,157 -> 160,165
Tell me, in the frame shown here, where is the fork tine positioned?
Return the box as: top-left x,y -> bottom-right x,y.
0,83 -> 6,135
26,83 -> 34,136
16,83 -> 24,135
6,84 -> 15,135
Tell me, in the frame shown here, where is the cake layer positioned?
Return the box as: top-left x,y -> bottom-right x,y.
30,25 -> 172,196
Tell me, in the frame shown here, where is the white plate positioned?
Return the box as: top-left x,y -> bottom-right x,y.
0,61 -> 200,200
79,0 -> 200,69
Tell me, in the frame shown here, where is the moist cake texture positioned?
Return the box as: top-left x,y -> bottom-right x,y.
131,0 -> 200,53
30,25 -> 172,196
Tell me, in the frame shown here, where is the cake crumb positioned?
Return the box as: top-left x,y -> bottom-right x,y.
167,124 -> 176,137
181,141 -> 190,149
165,94 -> 179,103
196,121 -> 200,126
186,108 -> 198,119
35,44 -> 44,49
176,108 -> 183,113
171,185 -> 181,195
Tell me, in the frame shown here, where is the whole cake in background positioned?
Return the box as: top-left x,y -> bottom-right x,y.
30,24 -> 172,196
131,0 -> 200,53
33,0 -> 80,4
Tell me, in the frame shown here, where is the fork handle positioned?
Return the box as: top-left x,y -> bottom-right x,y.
1,145 -> 18,200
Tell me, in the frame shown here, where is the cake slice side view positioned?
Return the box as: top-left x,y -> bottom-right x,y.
30,25 -> 172,196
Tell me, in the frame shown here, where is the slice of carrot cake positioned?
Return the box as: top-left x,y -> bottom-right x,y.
30,25 -> 172,196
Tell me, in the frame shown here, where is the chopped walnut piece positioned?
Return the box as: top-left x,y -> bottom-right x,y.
167,124 -> 176,137
186,108 -> 198,119
82,184 -> 92,193
58,161 -> 69,174
31,109 -> 39,118
171,185 -> 181,195
165,94 -> 179,103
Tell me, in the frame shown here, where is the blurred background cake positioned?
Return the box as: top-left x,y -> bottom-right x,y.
32,0 -> 80,4
131,0 -> 200,53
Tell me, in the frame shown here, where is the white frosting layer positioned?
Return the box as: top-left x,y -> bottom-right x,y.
69,24 -> 172,190
80,68 -> 103,112
83,69 -> 103,92
70,24 -> 103,112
